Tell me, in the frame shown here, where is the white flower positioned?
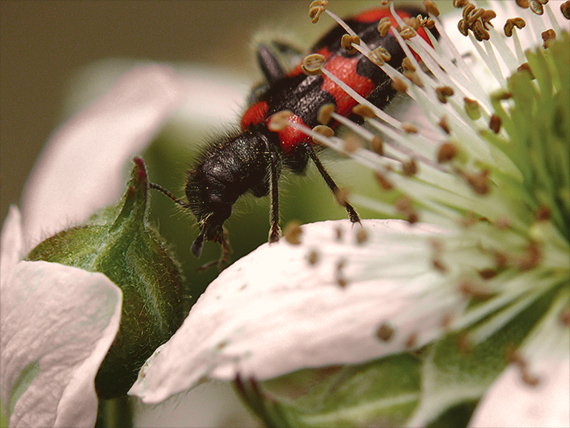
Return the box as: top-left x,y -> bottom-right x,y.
131,1 -> 569,427
0,65 -> 184,427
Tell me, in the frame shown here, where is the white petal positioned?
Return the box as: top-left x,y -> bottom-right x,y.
469,356 -> 570,427
131,219 -> 466,404
0,261 -> 122,428
21,65 -> 185,249
0,207 -> 24,282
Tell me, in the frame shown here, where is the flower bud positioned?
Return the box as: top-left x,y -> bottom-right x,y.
26,158 -> 185,399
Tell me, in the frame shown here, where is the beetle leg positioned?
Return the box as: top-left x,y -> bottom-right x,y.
267,150 -> 282,243
302,143 -> 361,225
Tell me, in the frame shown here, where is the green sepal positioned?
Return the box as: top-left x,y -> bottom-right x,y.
27,158 -> 186,399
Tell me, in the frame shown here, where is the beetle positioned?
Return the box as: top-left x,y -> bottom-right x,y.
152,6 -> 434,265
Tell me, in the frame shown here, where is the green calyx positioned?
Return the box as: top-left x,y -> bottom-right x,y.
27,158 -> 185,399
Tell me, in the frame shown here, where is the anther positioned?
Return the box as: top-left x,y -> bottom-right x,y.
403,17 -> 420,31
534,206 -> 551,221
402,158 -> 418,176
489,114 -> 502,134
401,122 -> 418,134
374,170 -> 394,191
372,46 -> 391,63
562,1 -> 570,19
391,77 -> 408,93
317,104 -> 335,124
405,332 -> 419,349
404,70 -> 424,87
341,34 -> 360,54
457,334 -> 473,354
438,116 -> 451,134
308,0 -> 328,23
377,17 -> 392,37
306,248 -> 321,265
504,17 -> 526,37
399,26 -> 417,39
453,0 -> 470,8
541,29 -> 556,48
267,110 -> 293,131
464,97 -> 481,120
458,19 -> 469,37
336,258 -> 348,287
355,228 -> 369,244
301,53 -> 326,75
516,0 -> 530,8
283,220 -> 303,245
342,136 -> 362,154
530,0 -> 544,15
464,169 -> 491,195
517,62 -> 535,79
402,57 -> 416,72
370,135 -> 384,155
517,241 -> 542,271
438,142 -> 458,163
436,86 -> 455,104
423,0 -> 440,17
376,323 -> 395,342
352,104 -> 375,118
459,279 -> 493,300
335,226 -> 343,241
312,125 -> 334,145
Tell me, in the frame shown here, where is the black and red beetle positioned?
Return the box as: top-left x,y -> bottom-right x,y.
152,6 -> 434,263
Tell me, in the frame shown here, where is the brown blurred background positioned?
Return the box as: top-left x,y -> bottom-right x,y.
0,1 -> 318,222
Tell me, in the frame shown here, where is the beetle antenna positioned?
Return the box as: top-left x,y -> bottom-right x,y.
149,182 -> 188,208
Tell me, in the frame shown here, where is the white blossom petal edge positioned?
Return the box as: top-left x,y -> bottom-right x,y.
130,219 -> 474,404
0,207 -> 123,428
20,64 -> 184,251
